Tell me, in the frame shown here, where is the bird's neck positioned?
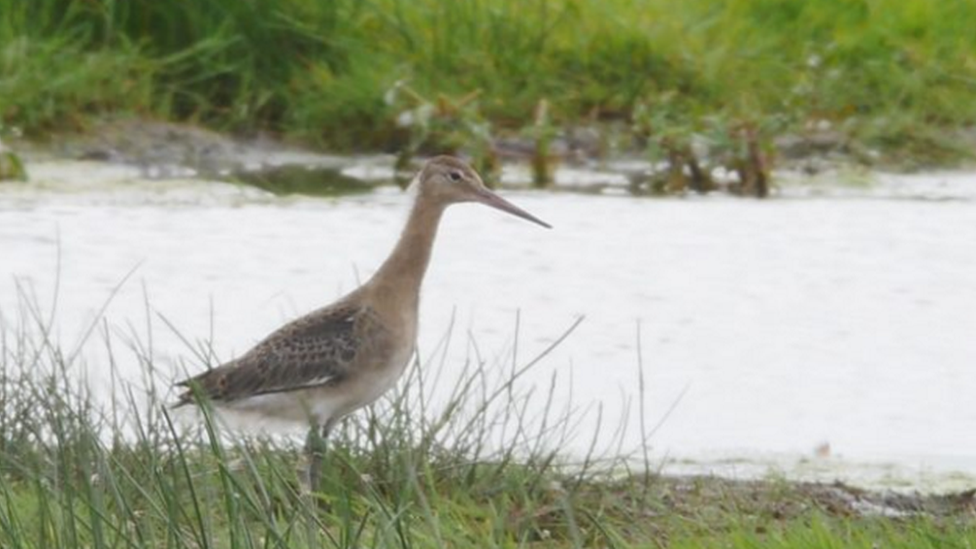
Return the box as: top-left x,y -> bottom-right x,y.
368,195 -> 446,311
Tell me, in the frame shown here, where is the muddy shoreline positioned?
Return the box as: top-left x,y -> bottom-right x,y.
13,117 -> 974,196
645,475 -> 975,521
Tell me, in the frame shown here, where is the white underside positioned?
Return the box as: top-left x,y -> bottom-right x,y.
222,391 -> 343,425
210,349 -> 413,430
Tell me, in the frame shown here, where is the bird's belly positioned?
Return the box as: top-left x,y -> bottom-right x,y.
222,347 -> 413,427
219,390 -> 338,423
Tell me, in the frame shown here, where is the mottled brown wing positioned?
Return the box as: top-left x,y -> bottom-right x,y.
176,304 -> 381,405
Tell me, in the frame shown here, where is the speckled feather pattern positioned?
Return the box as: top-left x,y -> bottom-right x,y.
176,303 -> 390,405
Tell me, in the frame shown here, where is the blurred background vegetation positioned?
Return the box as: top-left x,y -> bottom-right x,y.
2,0 -> 975,163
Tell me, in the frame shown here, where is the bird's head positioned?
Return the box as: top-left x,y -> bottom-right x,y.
417,156 -> 551,228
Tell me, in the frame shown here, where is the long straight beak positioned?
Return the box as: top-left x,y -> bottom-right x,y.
474,187 -> 552,229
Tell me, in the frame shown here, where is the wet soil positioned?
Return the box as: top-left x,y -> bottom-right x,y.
646,476 -> 976,520
11,116 -> 976,197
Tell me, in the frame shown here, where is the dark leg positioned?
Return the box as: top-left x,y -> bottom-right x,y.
303,420 -> 335,495
301,423 -> 333,545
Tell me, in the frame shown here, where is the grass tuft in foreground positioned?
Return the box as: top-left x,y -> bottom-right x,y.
0,291 -> 974,548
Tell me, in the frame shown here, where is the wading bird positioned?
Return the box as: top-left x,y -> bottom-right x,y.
174,156 -> 550,491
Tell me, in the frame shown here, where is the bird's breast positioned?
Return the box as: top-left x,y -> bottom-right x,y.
350,338 -> 414,408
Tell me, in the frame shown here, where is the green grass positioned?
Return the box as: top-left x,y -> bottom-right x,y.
2,0 -> 975,163
2,285 -> 975,548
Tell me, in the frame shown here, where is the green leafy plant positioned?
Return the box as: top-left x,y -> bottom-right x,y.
0,136 -> 27,181
387,82 -> 498,185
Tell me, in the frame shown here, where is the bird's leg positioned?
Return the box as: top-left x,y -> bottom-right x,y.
302,419 -> 336,497
303,425 -> 327,494
300,423 -> 332,545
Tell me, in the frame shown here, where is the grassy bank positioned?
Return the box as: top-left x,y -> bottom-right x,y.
1,292 -> 974,548
2,0 -> 976,169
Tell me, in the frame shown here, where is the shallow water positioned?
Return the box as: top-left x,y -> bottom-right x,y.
2,159 -> 975,492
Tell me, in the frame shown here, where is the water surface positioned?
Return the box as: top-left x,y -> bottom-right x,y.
2,160 -> 974,491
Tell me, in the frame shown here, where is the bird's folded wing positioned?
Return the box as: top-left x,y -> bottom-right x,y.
176,305 -> 376,404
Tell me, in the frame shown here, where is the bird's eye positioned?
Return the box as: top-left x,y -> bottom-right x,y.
448,170 -> 462,182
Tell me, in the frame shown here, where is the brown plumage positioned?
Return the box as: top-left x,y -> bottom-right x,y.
176,304 -> 379,403
174,155 -> 550,491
